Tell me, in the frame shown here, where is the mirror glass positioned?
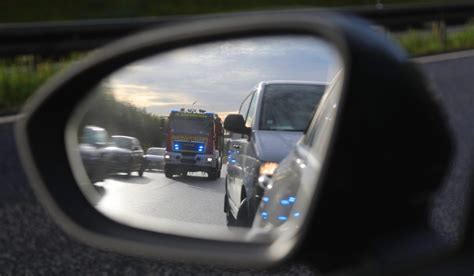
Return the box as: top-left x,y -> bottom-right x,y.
68,35 -> 344,242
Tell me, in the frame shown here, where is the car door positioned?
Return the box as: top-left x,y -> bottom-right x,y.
227,91 -> 254,212
238,89 -> 261,211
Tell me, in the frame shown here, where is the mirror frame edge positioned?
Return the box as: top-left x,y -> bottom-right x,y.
14,11 -> 352,267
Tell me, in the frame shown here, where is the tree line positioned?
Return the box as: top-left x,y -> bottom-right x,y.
79,89 -> 169,150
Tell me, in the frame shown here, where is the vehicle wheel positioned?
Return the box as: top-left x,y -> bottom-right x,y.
165,169 -> 173,178
208,168 -> 219,180
138,162 -> 145,177
226,209 -> 237,226
225,194 -> 237,227
234,198 -> 252,227
224,192 -> 229,213
164,164 -> 174,178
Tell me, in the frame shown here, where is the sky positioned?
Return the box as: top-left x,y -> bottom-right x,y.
101,35 -> 342,118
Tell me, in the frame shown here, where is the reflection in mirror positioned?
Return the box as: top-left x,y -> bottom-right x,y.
68,35 -> 344,242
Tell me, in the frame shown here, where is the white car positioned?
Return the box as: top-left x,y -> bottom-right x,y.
143,147 -> 166,170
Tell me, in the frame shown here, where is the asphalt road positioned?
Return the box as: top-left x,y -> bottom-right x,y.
2,50 -> 474,274
95,167 -> 227,228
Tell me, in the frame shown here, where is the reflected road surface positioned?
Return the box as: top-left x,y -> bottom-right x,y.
95,165 -> 226,226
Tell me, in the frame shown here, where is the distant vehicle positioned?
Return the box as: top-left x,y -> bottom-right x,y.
164,109 -> 224,180
105,135 -> 145,177
224,81 -> 326,227
78,125 -> 110,183
143,147 -> 166,170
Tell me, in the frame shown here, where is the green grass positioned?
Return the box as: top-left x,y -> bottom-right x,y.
0,54 -> 82,114
2,22 -> 474,113
397,23 -> 474,56
447,24 -> 474,50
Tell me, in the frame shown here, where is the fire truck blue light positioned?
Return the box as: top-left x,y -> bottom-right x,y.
277,216 -> 288,221
288,196 -> 296,203
262,196 -> 269,203
293,212 -> 301,217
280,199 -> 290,205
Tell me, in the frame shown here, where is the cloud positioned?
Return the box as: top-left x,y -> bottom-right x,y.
106,82 -> 194,111
100,35 -> 343,116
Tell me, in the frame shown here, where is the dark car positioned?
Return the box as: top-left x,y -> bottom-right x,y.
223,81 -> 326,227
105,135 -> 145,177
143,147 -> 166,170
78,125 -> 110,183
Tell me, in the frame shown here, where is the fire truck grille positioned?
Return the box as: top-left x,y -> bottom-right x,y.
173,141 -> 206,153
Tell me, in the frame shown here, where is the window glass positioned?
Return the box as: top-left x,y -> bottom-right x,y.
112,137 -> 132,149
82,129 -> 108,144
245,90 -> 257,128
259,84 -> 325,131
148,148 -> 166,155
170,117 -> 212,135
238,92 -> 252,119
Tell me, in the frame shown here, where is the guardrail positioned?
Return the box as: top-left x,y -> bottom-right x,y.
0,3 -> 473,57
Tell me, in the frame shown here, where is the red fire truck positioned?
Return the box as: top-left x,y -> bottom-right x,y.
164,109 -> 224,180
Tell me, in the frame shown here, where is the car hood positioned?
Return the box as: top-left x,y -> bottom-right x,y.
253,130 -> 303,162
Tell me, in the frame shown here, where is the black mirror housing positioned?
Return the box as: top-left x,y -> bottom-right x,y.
15,10 -> 454,272
224,114 -> 251,135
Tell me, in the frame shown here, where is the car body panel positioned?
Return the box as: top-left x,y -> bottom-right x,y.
225,81 -> 326,223
253,72 -> 342,230
144,147 -> 166,169
253,130 -> 303,161
106,135 -> 144,174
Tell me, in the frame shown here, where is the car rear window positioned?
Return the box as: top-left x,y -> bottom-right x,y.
259,84 -> 325,131
148,148 -> 165,155
112,137 -> 132,149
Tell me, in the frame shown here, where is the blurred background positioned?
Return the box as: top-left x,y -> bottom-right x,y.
1,0 -> 473,116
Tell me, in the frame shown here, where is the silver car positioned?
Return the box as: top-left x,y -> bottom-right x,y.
223,80 -> 326,227
252,73 -> 343,231
143,147 -> 166,170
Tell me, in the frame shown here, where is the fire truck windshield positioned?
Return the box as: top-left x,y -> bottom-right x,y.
170,117 -> 213,135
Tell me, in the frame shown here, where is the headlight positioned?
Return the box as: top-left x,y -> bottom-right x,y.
165,154 -> 171,159
207,157 -> 213,162
259,162 -> 279,176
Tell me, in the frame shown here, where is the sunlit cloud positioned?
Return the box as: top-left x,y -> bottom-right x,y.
101,35 -> 343,116
106,82 -> 194,112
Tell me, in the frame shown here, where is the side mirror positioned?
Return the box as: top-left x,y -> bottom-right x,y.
224,114 -> 251,135
15,10 -> 453,272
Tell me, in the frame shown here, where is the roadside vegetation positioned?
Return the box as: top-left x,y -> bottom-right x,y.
0,54 -> 82,115
1,22 -> 474,115
79,90 -> 168,150
396,23 -> 474,56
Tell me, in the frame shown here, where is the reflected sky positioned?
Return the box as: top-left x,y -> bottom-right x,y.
105,35 -> 342,117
